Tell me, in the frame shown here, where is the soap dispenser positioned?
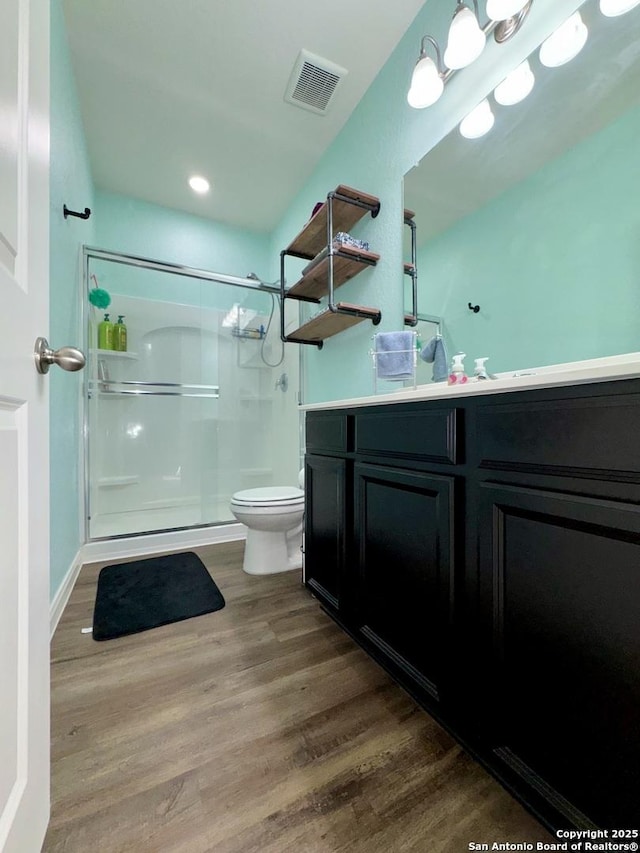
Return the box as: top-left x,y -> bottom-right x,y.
98,313 -> 114,350
113,315 -> 127,352
448,352 -> 468,386
473,357 -> 490,381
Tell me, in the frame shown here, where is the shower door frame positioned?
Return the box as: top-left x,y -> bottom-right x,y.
81,245 -> 297,543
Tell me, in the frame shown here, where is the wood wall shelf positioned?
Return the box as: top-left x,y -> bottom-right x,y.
280,185 -> 382,348
288,246 -> 380,302
286,185 -> 380,260
287,304 -> 381,344
404,208 -> 416,224
404,262 -> 415,276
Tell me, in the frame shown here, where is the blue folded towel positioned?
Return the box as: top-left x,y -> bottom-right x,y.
420,336 -> 448,383
375,331 -> 415,379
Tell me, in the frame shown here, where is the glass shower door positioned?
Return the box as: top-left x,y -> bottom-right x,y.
86,252 -> 300,540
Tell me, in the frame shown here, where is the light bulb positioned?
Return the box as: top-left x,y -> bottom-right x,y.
600,0 -> 640,15
494,59 -> 535,106
189,175 -> 210,194
460,99 -> 495,139
486,0 -> 528,19
407,55 -> 444,109
444,5 -> 486,70
539,12 -> 588,68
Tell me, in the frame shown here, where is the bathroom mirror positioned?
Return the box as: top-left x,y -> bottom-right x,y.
403,0 -> 640,378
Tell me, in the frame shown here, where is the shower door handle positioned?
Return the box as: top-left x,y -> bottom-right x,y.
34,337 -> 86,374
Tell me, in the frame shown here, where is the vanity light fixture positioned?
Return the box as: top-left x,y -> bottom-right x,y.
407,36 -> 445,108
407,1 -> 534,110
599,0 -> 640,15
539,11 -> 588,67
494,58 -> 535,105
444,1 -> 486,70
460,98 -> 495,138
188,175 -> 210,194
486,0 -> 530,18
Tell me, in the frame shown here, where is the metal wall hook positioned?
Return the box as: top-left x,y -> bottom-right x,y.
468,302 -> 480,313
63,204 -> 91,220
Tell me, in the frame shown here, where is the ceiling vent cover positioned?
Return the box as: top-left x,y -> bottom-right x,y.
284,49 -> 348,115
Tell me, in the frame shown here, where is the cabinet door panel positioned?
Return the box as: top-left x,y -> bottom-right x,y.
479,483 -> 640,827
304,455 -> 347,611
355,408 -> 459,464
355,464 -> 455,700
306,412 -> 349,455
476,395 -> 640,478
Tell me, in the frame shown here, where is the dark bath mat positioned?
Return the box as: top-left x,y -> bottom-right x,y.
92,551 -> 225,641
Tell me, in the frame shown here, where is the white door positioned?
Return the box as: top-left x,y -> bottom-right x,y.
0,0 -> 51,849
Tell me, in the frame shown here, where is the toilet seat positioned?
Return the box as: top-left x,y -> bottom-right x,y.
231,486 -> 304,507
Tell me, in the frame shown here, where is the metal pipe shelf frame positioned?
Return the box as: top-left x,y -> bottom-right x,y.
280,188 -> 382,350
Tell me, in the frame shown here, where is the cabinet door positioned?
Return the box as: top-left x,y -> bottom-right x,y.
478,482 -> 640,827
304,454 -> 348,612
354,463 -> 455,702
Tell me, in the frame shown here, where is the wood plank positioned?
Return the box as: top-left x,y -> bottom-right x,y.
286,185 -> 380,259
288,246 -> 380,301
44,541 -> 552,852
287,304 -> 381,343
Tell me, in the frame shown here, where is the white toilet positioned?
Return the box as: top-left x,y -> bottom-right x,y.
230,485 -> 304,575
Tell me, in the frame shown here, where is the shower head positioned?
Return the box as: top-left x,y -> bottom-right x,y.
246,272 -> 281,292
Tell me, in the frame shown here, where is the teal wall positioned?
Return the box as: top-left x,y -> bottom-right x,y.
418,102 -> 640,375
271,0 -> 584,403
94,190 -> 271,281
49,0 -> 95,599
91,191 -> 272,315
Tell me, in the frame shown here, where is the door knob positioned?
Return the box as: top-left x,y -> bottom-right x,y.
34,337 -> 86,374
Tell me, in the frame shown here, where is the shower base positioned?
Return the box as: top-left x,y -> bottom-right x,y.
89,500 -> 235,540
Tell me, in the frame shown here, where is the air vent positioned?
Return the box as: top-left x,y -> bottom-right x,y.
284,49 -> 348,115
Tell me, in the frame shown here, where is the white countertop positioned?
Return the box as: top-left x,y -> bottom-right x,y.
300,352 -> 640,411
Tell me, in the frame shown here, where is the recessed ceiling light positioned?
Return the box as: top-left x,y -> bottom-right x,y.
189,175 -> 210,194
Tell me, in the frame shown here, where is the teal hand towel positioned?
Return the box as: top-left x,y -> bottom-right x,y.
375,331 -> 415,379
420,336 -> 448,383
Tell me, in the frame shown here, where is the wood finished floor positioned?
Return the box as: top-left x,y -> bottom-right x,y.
45,541 -> 551,853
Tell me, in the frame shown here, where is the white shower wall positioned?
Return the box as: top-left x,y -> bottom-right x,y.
88,293 -> 299,539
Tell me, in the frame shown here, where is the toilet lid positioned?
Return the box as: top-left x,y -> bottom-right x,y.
231,486 -> 304,506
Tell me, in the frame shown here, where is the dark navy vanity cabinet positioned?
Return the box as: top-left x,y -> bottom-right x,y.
304,379 -> 640,832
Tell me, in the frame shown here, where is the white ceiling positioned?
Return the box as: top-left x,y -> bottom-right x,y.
63,0 -> 427,233
404,1 -> 640,243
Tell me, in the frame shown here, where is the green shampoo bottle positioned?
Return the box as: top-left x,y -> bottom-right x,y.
113,315 -> 127,352
98,313 -> 114,350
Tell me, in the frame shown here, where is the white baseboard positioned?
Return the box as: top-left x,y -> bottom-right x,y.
50,550 -> 84,640
81,522 -> 245,565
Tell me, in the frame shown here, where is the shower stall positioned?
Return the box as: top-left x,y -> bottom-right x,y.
83,248 -> 301,541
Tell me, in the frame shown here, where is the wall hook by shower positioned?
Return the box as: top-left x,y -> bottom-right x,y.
63,204 -> 91,220
468,302 -> 480,313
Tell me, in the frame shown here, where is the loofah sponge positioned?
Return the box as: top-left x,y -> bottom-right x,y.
89,287 -> 111,309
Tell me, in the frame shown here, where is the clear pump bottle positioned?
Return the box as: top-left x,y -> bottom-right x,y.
473,357 -> 490,380
448,352 -> 468,385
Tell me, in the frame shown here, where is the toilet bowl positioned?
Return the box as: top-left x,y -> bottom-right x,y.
230,486 -> 304,575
